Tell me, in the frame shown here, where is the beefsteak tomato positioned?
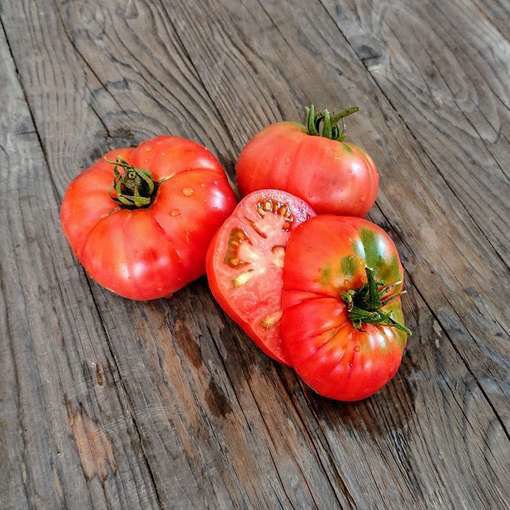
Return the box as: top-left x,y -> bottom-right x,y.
207,190 -> 315,364
281,215 -> 410,400
61,136 -> 237,300
236,105 -> 379,216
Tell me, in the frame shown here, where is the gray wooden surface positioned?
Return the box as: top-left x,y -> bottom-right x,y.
1,0 -> 509,508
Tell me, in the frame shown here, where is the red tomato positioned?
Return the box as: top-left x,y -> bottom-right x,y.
236,105 -> 379,216
61,136 -> 236,300
281,215 -> 410,401
207,190 -> 315,364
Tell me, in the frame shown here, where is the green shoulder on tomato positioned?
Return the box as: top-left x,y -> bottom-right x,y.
281,215 -> 409,401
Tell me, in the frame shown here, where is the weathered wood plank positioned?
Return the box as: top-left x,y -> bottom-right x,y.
1,0 -> 509,508
164,0 -> 510,506
320,0 -> 510,266
1,0 -> 355,508
470,0 -> 510,42
0,18 -> 160,510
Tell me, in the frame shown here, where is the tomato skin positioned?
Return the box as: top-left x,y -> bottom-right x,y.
61,136 -> 237,300
281,215 -> 408,401
206,190 -> 315,364
236,122 -> 379,217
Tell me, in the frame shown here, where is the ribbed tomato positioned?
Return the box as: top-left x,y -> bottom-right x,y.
61,136 -> 236,300
236,105 -> 379,216
281,215 -> 410,401
207,190 -> 315,364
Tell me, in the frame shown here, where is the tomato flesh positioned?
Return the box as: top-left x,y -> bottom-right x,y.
207,190 -> 315,364
281,215 -> 408,400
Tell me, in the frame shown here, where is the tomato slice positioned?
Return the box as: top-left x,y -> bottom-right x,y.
207,190 -> 315,364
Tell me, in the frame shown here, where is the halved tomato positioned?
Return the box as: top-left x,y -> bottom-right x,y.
281,215 -> 410,400
206,190 -> 315,364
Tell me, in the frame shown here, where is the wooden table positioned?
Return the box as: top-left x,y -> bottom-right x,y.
1,1 -> 509,508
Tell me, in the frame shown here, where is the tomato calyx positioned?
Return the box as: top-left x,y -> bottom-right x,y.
106,157 -> 159,209
342,267 -> 411,335
304,104 -> 359,141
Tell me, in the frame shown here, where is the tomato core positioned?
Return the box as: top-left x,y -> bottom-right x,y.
224,198 -> 294,290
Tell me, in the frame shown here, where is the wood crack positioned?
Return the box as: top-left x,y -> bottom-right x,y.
421,41 -> 509,184
277,373 -> 356,509
202,321 -> 290,508
242,376 -> 302,510
375,199 -> 510,443
159,0 -> 239,176
1,13 -> 164,507
317,0 -> 510,273
0,15 -> 61,207
82,278 -> 165,509
53,0 -> 131,118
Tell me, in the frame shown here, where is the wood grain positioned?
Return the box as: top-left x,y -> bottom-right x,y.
1,0 -> 350,508
0,18 -> 160,510
1,0 -> 509,508
321,0 -> 510,264
143,0 -> 510,505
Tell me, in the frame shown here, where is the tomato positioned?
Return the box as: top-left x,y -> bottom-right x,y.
281,215 -> 410,401
61,136 -> 236,300
236,105 -> 379,217
207,190 -> 315,364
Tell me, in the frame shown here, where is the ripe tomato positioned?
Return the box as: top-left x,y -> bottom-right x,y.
207,190 -> 315,364
61,136 -> 236,300
281,216 -> 410,401
236,105 -> 379,217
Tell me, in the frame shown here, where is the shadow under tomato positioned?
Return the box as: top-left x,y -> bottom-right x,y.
176,276 -> 269,394
300,353 -> 418,439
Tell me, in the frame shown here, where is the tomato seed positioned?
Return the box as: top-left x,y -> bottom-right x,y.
255,199 -> 294,229
260,310 -> 283,329
225,228 -> 250,267
271,246 -> 286,268
233,270 -> 255,287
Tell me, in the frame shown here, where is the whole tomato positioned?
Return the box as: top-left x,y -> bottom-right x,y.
281,215 -> 410,401
61,136 -> 236,300
236,105 -> 379,216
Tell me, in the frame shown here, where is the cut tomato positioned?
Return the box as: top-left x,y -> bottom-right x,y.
206,190 -> 315,364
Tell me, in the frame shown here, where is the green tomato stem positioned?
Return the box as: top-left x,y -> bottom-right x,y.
342,267 -> 411,335
303,104 -> 359,141
105,157 -> 158,209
